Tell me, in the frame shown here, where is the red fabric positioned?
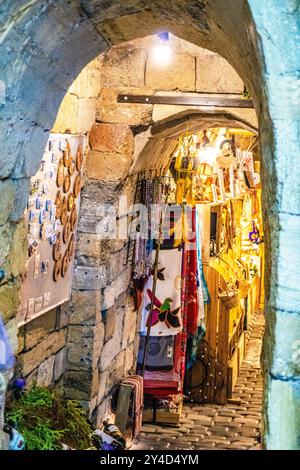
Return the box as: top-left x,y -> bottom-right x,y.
181,207 -> 198,336
122,375 -> 144,438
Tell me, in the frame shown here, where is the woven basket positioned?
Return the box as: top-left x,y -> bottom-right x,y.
218,287 -> 239,309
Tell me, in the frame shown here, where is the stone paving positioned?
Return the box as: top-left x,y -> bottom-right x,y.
131,311 -> 264,450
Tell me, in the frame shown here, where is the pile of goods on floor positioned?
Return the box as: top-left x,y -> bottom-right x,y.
130,127 -> 264,425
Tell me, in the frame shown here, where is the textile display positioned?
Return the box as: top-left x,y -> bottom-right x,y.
139,247 -> 183,336
121,375 -> 144,439
137,335 -> 175,371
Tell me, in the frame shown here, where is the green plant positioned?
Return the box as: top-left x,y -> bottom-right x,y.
5,384 -> 94,450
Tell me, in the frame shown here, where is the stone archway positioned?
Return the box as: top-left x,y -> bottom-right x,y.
0,0 -> 299,450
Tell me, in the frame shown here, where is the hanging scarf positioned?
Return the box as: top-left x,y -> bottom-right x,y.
196,205 -> 210,304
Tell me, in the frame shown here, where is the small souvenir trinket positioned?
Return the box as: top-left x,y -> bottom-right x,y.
68,233 -> 75,260
40,160 -> 46,172
63,217 -> 71,244
33,254 -> 40,279
61,251 -> 69,277
53,255 -> 62,281
53,232 -> 62,261
60,205 -> 68,225
28,241 -> 39,257
43,183 -> 49,195
41,260 -> 49,274
28,210 -> 36,222
27,298 -> 35,318
54,219 -> 61,231
45,224 -> 53,240
56,158 -> 64,187
50,209 -> 56,223
76,144 -> 83,171
63,174 -> 71,193
68,159 -> 76,176
63,139 -> 72,167
49,140 -> 53,151
40,223 -> 47,240
34,296 -> 43,312
67,193 -> 75,211
45,199 -> 52,211
73,173 -> 82,197
50,231 -> 58,245
52,153 -> 58,164
36,196 -> 43,210
70,205 -> 77,231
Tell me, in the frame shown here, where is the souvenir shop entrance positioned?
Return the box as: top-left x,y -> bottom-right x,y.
133,126 -> 263,425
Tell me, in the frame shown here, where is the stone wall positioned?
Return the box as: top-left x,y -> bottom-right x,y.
0,0 -> 299,449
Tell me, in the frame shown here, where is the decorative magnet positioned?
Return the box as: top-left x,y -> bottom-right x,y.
76,144 -> 83,171
70,205 -> 77,231
28,241 -> 39,257
33,254 -> 40,279
41,260 -> 49,274
63,217 -> 71,244
67,193 -> 75,212
63,139 -> 72,167
50,231 -> 58,245
50,209 -> 56,223
40,223 -> 47,240
68,159 -> 76,176
54,219 -> 61,231
45,224 -> 53,240
43,183 -> 49,195
53,232 -> 62,261
27,298 -> 35,317
59,140 -> 66,151
56,158 -> 64,187
61,251 -> 69,277
49,140 -> 53,151
36,196 -> 44,210
63,174 -> 71,193
52,153 -> 58,164
28,210 -> 36,222
53,255 -> 62,282
40,160 -> 46,172
39,210 -> 47,224
45,199 -> 52,211
73,173 -> 82,197
34,296 -> 43,313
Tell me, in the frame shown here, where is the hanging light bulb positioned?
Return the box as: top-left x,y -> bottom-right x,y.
152,32 -> 172,66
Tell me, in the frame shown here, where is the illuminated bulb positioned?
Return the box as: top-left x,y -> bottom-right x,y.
152,32 -> 172,67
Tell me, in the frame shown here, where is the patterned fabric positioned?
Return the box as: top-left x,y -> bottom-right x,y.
196,204 -> 210,304
137,335 -> 175,370
139,248 -> 183,336
121,375 -> 144,439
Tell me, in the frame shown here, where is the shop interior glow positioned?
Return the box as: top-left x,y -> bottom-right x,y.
152,32 -> 172,66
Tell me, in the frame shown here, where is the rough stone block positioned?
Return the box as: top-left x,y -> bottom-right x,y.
77,97 -> 97,134
36,355 -> 55,387
0,280 -> 21,322
124,344 -> 134,373
85,150 -> 133,181
9,178 -> 30,223
69,290 -> 102,325
146,52 -> 196,91
20,329 -> 66,376
99,311 -> 124,372
9,219 -> 28,277
95,398 -> 111,428
96,87 -> 153,126
102,47 -> 146,88
97,369 -> 109,405
89,123 -> 134,155
0,179 -> 16,226
54,347 -> 67,381
103,305 -> 116,342
92,321 -> 105,369
72,265 -> 107,290
22,308 -> 57,350
63,370 -> 92,401
122,304 -> 137,349
196,52 -> 244,93
105,350 -> 126,394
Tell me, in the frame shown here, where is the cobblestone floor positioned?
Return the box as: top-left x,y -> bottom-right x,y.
131,311 -> 264,450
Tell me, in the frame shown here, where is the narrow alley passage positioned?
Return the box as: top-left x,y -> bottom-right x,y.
131,311 -> 264,450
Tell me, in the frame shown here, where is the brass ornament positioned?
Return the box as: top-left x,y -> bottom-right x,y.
63,174 -> 71,193
67,192 -> 75,212
63,139 -> 72,167
53,255 -> 62,281
73,173 -> 82,197
68,159 -> 76,176
76,144 -> 83,171
60,196 -> 68,225
55,191 -> 62,219
56,158 -> 64,187
70,205 -> 77,231
63,216 -> 71,244
61,251 -> 69,277
53,232 -> 62,261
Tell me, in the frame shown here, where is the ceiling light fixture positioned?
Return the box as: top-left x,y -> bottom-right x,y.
152,32 -> 172,66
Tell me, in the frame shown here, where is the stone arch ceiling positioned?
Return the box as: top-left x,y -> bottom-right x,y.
0,0 -> 267,180
131,110 -> 258,174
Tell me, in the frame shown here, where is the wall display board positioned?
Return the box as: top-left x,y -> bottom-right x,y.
17,134 -> 85,326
